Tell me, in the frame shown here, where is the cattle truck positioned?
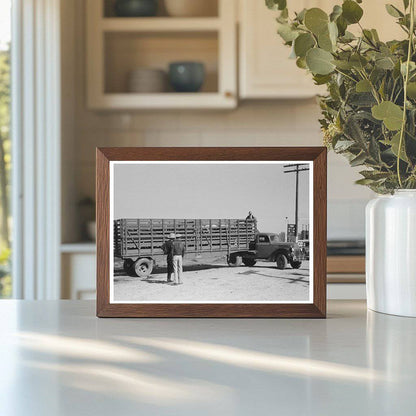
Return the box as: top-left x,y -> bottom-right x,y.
114,218 -> 302,277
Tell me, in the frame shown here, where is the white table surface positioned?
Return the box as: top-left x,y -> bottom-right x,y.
0,300 -> 415,416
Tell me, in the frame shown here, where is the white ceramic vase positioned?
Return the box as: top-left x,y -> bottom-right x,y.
366,190 -> 416,317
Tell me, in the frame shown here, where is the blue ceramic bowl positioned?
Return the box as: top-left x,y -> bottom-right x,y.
169,62 -> 205,93
114,0 -> 158,17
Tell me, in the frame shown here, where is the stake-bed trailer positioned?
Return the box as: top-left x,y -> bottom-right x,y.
114,218 -> 256,276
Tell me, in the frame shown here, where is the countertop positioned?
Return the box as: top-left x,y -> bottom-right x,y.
0,300 -> 415,415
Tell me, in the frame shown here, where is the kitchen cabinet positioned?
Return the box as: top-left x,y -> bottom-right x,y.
238,0 -> 404,99
239,0 -> 321,99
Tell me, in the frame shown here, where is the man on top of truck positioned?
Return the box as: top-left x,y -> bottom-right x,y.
246,211 -> 258,233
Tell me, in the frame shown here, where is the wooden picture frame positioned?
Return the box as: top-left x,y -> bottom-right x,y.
96,147 -> 327,318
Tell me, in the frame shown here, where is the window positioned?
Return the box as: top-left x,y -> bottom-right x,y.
258,235 -> 270,243
0,0 -> 11,298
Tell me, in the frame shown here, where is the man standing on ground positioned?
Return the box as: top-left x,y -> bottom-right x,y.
162,233 -> 175,282
172,234 -> 185,285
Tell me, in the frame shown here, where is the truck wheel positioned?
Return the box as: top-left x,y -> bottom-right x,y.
290,261 -> 302,269
228,255 -> 242,267
134,258 -> 153,277
243,258 -> 256,267
276,254 -> 288,270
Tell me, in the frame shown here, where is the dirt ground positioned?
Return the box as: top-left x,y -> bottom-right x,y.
113,256 -> 310,302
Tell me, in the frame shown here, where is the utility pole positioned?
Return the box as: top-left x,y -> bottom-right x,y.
283,164 -> 310,240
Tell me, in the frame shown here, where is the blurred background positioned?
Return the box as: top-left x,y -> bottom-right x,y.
1,0 -> 404,300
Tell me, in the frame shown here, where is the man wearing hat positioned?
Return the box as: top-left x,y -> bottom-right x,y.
162,233 -> 176,283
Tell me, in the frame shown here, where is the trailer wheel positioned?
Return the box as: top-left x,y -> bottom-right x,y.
134,258 -> 153,277
290,261 -> 302,269
276,254 -> 288,270
228,255 -> 242,267
243,258 -> 256,267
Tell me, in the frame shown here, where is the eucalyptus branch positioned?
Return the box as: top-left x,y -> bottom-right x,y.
334,68 -> 358,83
397,0 -> 415,188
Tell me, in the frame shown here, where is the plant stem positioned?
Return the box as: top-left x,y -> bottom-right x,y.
397,0 -> 415,188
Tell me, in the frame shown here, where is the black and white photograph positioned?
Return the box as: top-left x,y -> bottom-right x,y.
110,161 -> 313,303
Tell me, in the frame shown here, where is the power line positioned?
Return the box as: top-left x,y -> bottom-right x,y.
283,163 -> 310,240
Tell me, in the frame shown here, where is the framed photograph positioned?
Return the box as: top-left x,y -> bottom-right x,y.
96,147 -> 327,318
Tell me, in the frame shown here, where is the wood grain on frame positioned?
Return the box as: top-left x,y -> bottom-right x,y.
96,147 -> 327,318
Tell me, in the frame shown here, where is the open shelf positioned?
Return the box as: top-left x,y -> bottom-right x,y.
103,0 -> 219,18
86,0 -> 236,109
104,31 -> 219,94
101,17 -> 221,32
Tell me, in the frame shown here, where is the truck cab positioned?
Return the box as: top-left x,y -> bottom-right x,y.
229,233 -> 303,270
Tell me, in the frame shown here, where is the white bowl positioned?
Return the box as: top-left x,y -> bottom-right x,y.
164,0 -> 217,17
127,68 -> 167,93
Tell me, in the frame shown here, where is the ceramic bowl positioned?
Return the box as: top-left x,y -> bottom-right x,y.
114,0 -> 158,17
164,0 -> 217,17
168,62 -> 205,93
127,68 -> 167,93
86,221 -> 96,242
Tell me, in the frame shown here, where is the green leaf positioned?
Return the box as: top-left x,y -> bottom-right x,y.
342,0 -> 363,24
372,101 -> 404,130
333,59 -> 353,70
336,15 -> 348,36
313,74 -> 332,85
266,0 -> 287,11
359,170 -> 391,180
381,132 -> 409,162
369,137 -> 381,162
356,79 -> 372,92
334,139 -> 356,152
304,8 -> 329,35
306,48 -> 335,75
295,8 -> 307,22
385,4 -> 403,18
330,5 -> 343,22
375,57 -> 395,70
350,152 -> 368,167
356,178 -> 377,185
407,82 -> 416,99
350,53 -> 368,69
401,61 -> 416,76
318,31 -> 333,52
340,31 -> 356,42
277,23 -> 299,42
296,57 -> 307,69
294,33 -> 315,57
371,29 -> 380,42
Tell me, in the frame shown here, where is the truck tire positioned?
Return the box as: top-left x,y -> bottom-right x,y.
243,258 -> 256,267
228,255 -> 242,267
276,254 -> 288,270
134,258 -> 153,277
290,261 -> 302,269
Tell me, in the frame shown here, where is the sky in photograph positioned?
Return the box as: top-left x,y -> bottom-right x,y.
0,0 -> 11,50
113,162 -> 310,234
